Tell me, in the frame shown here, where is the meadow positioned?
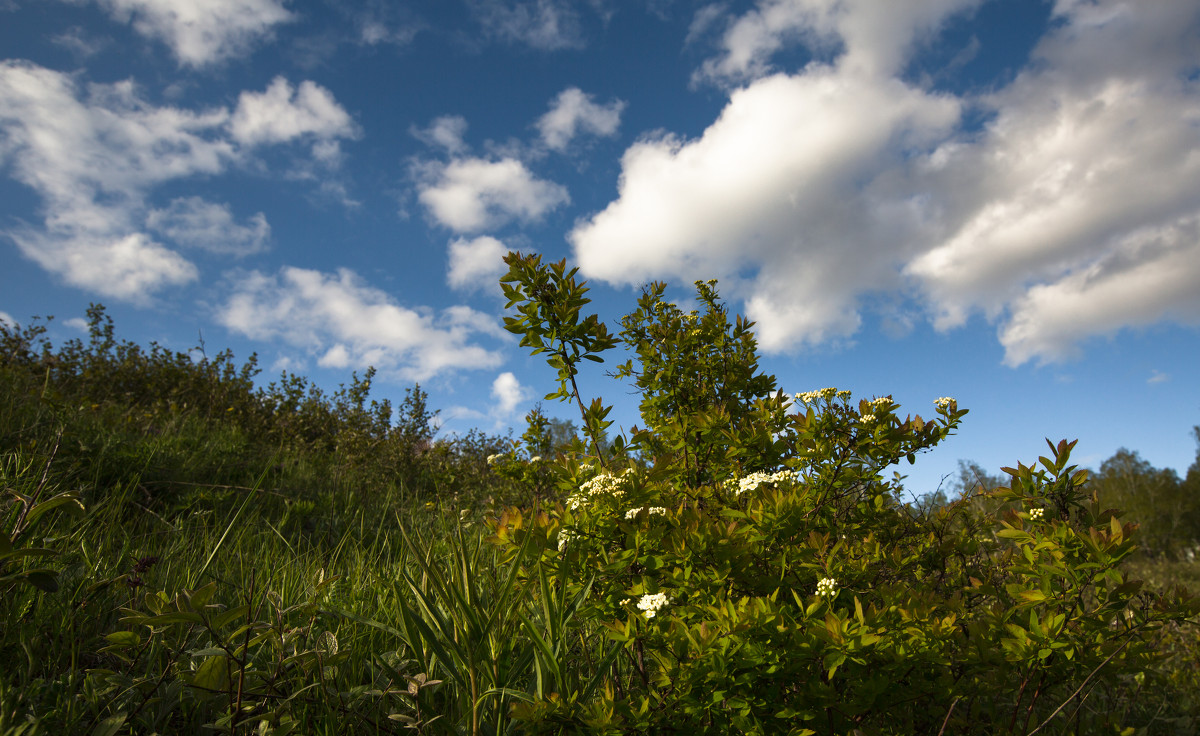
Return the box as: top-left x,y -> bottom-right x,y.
2,255 -> 1198,735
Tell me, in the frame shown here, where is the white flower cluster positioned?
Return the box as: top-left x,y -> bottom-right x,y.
795,387 -> 851,404
557,529 -> 577,551
868,397 -> 891,409
733,469 -> 796,496
858,414 -> 876,424
624,506 -> 667,520
528,455 -> 542,463
934,397 -> 956,410
566,469 -> 632,510
1029,507 -> 1044,521
637,592 -> 670,619
486,454 -> 503,465
815,577 -> 837,597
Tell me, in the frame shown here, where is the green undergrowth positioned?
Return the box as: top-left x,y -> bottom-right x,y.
2,281 -> 1199,735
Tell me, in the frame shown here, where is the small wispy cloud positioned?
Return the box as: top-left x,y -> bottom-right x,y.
217,266 -> 507,381
536,87 -> 625,151
447,235 -> 509,292
0,63 -> 357,301
82,0 -> 293,68
416,156 -> 569,233
469,0 -> 585,50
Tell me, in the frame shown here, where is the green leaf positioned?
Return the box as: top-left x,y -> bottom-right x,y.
91,713 -> 128,736
996,528 -> 1033,542
21,569 -> 59,592
189,654 -> 231,692
24,491 -> 84,527
210,604 -> 250,630
144,612 -> 205,626
104,631 -> 142,647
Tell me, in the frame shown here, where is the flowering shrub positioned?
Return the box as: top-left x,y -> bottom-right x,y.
492,252 -> 1199,735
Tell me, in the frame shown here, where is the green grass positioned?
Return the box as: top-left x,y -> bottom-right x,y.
3,310 -> 1199,735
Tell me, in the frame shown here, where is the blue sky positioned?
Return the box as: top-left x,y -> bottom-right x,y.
1,0 -> 1198,495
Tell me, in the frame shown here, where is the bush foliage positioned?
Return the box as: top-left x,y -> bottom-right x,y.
491,252 -> 1200,734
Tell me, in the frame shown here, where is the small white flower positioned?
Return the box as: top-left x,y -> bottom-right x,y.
816,577 -> 837,597
733,469 -> 797,496
858,414 -> 876,424
566,470 -> 632,510
934,397 -> 956,410
1029,507 -> 1044,521
795,387 -> 840,404
625,506 -> 667,520
637,592 -> 670,619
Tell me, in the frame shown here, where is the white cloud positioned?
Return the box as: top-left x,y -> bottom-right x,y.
217,266 -> 506,380
905,0 -> 1200,363
0,63 -> 356,300
447,235 -> 509,292
694,0 -> 983,84
88,0 -> 292,67
146,196 -> 270,256
359,20 -> 419,46
444,370 -> 529,430
470,0 -> 584,50
537,87 -> 625,151
573,0 -> 1200,365
491,371 -> 528,415
995,215 -> 1200,366
355,3 -> 421,48
51,26 -> 109,58
9,230 -> 198,302
417,156 -> 569,233
411,115 -> 470,154
571,67 -> 959,349
0,61 -> 228,298
228,77 -> 358,148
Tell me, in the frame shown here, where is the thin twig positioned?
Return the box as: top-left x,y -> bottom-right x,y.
1026,636 -> 1133,735
937,696 -> 961,736
10,430 -> 62,546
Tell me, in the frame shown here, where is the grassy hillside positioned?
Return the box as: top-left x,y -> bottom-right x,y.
2,297 -> 1198,735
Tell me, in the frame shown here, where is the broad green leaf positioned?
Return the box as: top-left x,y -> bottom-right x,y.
189,654 -> 231,692
91,713 -> 128,736
104,631 -> 141,647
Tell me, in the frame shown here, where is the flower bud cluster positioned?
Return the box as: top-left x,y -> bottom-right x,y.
858,414 -> 877,424
732,469 -> 797,496
934,397 -> 956,410
1028,507 -> 1044,521
566,469 -> 632,510
815,577 -> 838,597
795,387 -> 852,404
637,592 -> 671,619
624,506 -> 668,520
